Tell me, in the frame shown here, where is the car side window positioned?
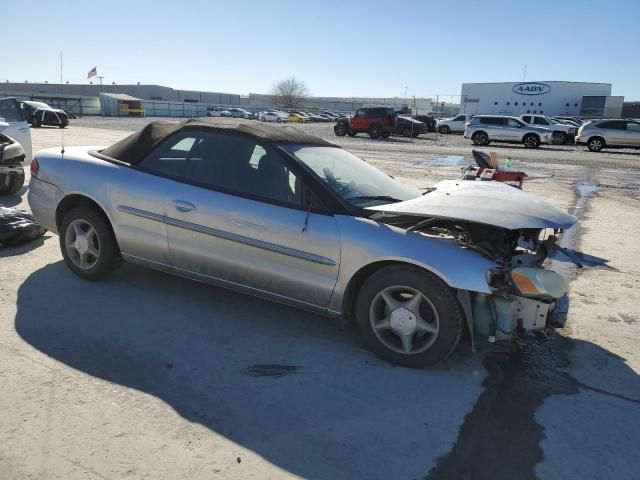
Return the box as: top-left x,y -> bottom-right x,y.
355,110 -> 365,117
139,131 -> 303,207
453,115 -> 464,121
507,118 -> 522,128
627,122 -> 640,132
533,117 -> 548,125
522,116 -> 531,123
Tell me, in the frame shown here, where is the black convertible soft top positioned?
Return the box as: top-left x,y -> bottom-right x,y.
100,117 -> 335,165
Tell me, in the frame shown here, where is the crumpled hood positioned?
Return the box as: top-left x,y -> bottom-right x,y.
367,180 -> 577,230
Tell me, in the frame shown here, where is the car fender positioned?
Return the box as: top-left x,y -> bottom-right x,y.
328,216 -> 497,314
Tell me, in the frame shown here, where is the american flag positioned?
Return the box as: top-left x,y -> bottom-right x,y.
87,66 -> 97,79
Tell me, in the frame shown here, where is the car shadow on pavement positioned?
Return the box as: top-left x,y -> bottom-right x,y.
0,234 -> 50,256
0,186 -> 28,208
14,261 -> 485,480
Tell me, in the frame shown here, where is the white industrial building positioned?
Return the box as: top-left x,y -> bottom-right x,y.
460,81 -> 624,118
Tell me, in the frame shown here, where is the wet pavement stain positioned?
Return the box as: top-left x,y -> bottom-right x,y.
426,335 -> 578,480
247,364 -> 304,379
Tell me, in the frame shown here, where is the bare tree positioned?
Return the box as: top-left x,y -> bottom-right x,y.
270,77 -> 309,108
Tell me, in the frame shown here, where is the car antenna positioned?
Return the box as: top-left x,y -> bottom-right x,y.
59,49 -> 65,155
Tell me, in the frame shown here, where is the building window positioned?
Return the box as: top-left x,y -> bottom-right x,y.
530,102 -> 534,106
527,110 -> 530,113
540,110 -> 544,114
566,103 -> 570,107
533,110 -> 537,114
538,102 -> 542,106
574,103 -> 578,107
507,102 -> 510,105
494,101 -> 498,105
515,102 -> 518,106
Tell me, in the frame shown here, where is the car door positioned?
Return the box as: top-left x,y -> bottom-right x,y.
625,121 -> 640,147
450,115 -> 467,132
137,129 -> 341,309
504,118 -> 525,141
604,121 -> 628,145
0,98 -> 32,161
351,109 -> 366,130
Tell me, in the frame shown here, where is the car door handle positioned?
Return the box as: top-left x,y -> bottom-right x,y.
173,200 -> 195,212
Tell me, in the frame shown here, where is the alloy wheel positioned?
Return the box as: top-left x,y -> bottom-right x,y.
369,285 -> 439,355
64,219 -> 101,270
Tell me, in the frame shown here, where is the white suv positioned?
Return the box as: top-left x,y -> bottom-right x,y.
464,115 -> 552,149
206,106 -> 231,117
437,114 -> 474,134
520,115 -> 577,144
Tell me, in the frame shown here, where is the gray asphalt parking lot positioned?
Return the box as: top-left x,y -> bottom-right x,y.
1,119 -> 639,479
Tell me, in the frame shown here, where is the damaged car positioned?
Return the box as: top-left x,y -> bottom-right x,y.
28,118 -> 576,367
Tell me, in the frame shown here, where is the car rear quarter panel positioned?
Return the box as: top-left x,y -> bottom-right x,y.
329,216 -> 496,314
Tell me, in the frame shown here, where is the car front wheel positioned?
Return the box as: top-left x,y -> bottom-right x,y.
369,124 -> 382,139
334,124 -> 347,136
59,207 -> 120,280
587,136 -> 605,152
355,265 -> 463,368
523,134 -> 540,149
439,125 -> 450,134
472,131 -> 489,145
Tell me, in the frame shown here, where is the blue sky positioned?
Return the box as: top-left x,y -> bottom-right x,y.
4,0 -> 640,100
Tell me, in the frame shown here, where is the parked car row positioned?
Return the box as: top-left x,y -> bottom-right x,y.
462,115 -> 640,151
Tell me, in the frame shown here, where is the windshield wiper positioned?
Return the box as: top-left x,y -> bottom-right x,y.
349,195 -> 402,204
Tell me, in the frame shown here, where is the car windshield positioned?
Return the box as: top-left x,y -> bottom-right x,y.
282,144 -> 420,207
27,101 -> 50,109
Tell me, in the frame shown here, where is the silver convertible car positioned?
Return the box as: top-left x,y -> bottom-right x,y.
28,118 -> 576,367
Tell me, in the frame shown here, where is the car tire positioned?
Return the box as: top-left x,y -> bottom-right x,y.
276,117 -> 282,123
59,207 -> 120,281
587,136 -> 605,152
439,125 -> 450,134
523,134 -> 540,149
347,130 -> 357,137
472,131 -> 489,146
412,133 -> 420,138
31,116 -> 41,128
369,124 -> 382,139
59,124 -> 66,129
334,124 -> 347,136
402,128 -> 411,137
0,171 -> 25,196
355,265 -> 463,368
552,132 -> 567,144
381,131 -> 391,138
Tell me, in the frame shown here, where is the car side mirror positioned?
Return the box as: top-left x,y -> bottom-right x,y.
0,136 -> 26,165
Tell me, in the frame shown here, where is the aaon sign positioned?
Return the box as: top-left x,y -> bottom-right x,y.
512,82 -> 552,96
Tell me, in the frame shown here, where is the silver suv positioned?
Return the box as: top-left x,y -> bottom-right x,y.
464,115 -> 552,149
575,119 -> 640,152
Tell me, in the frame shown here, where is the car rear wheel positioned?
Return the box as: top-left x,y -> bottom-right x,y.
381,131 -> 391,138
472,131 -> 489,145
347,130 -> 357,137
369,124 -> 382,139
276,117 -> 282,123
587,136 -> 605,152
402,128 -> 411,137
59,207 -> 120,280
523,134 -> 540,149
355,265 -> 463,368
439,125 -> 450,134
334,124 -> 347,136
31,116 -> 41,128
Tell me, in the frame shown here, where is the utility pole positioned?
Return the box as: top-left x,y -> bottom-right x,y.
59,51 -> 63,84
523,64 -> 527,82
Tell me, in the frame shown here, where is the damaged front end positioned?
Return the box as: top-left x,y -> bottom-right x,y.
367,180 -> 578,346
382,214 -> 572,345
